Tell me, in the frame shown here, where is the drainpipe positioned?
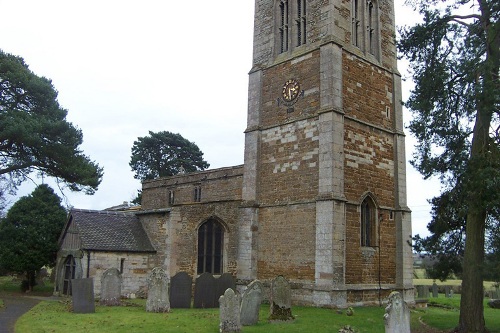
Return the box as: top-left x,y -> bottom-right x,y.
87,250 -> 91,278
378,213 -> 383,307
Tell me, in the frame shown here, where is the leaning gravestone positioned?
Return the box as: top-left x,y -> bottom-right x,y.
269,276 -> 294,321
170,272 -> 192,308
146,267 -> 170,313
432,283 -> 438,298
100,268 -> 122,306
219,288 -> 241,333
240,280 -> 264,325
384,291 -> 410,333
194,272 -> 217,308
71,278 -> 95,313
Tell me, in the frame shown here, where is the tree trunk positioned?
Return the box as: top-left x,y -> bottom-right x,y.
459,210 -> 486,333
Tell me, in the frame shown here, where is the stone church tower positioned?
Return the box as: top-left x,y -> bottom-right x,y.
138,0 -> 413,307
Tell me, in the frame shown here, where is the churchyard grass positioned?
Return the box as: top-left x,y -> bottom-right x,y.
16,301 -> 388,333
10,288 -> 500,333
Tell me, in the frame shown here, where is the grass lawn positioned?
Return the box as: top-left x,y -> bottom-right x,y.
3,275 -> 499,333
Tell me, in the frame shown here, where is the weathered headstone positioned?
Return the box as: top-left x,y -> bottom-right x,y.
492,288 -> 500,299
384,291 -> 410,333
240,280 -> 264,326
170,272 -> 192,308
416,285 -> 424,299
71,278 -> 95,313
269,276 -> 294,321
100,268 -> 122,306
432,283 -> 438,298
444,286 -> 451,298
449,289 -> 454,298
194,272 -> 217,308
217,273 -> 236,298
219,288 -> 242,333
146,267 -> 170,313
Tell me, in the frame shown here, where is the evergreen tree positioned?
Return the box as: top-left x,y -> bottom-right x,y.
0,184 -> 67,291
130,131 -> 209,181
398,0 -> 499,331
0,50 -> 103,197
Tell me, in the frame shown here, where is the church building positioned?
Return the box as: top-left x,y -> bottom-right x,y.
55,0 -> 413,307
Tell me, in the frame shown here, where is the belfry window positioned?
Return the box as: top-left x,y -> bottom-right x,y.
351,0 -> 380,59
361,197 -> 377,247
197,219 -> 224,274
367,0 -> 379,58
296,0 -> 306,46
352,0 -> 360,47
279,0 -> 289,53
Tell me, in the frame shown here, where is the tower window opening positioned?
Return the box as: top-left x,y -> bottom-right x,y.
296,0 -> 307,46
352,0 -> 360,47
280,0 -> 289,53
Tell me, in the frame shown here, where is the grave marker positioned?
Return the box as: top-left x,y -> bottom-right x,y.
170,272 -> 192,308
146,267 -> 170,313
100,268 -> 121,306
71,278 -> 95,313
194,272 -> 217,308
269,276 -> 294,321
219,288 -> 241,333
384,291 -> 410,333
240,280 -> 263,326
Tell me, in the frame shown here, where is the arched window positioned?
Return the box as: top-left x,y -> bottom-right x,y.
63,255 -> 76,295
361,196 -> 377,247
197,219 -> 224,274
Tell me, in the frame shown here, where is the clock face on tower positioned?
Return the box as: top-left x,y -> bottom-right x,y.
282,79 -> 300,102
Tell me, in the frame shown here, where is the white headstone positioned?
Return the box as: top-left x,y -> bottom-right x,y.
219,288 -> 241,333
240,280 -> 263,325
146,267 -> 170,313
384,291 -> 410,333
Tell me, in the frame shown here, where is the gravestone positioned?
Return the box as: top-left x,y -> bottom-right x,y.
432,283 -> 438,298
416,285 -> 424,299
269,276 -> 294,321
423,285 -> 430,298
217,273 -> 236,298
240,280 -> 264,326
194,272 -> 217,308
384,291 -> 410,333
146,267 -> 170,313
444,286 -> 451,298
492,288 -> 500,299
170,272 -> 192,308
219,288 -> 241,333
100,268 -> 122,306
71,278 -> 95,313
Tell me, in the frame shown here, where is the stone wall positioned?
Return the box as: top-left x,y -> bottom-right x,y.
83,251 -> 156,298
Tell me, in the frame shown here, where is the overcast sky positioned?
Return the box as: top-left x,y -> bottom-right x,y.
0,0 -> 439,237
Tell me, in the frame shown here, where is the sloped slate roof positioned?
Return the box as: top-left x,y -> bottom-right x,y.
69,209 -> 156,252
